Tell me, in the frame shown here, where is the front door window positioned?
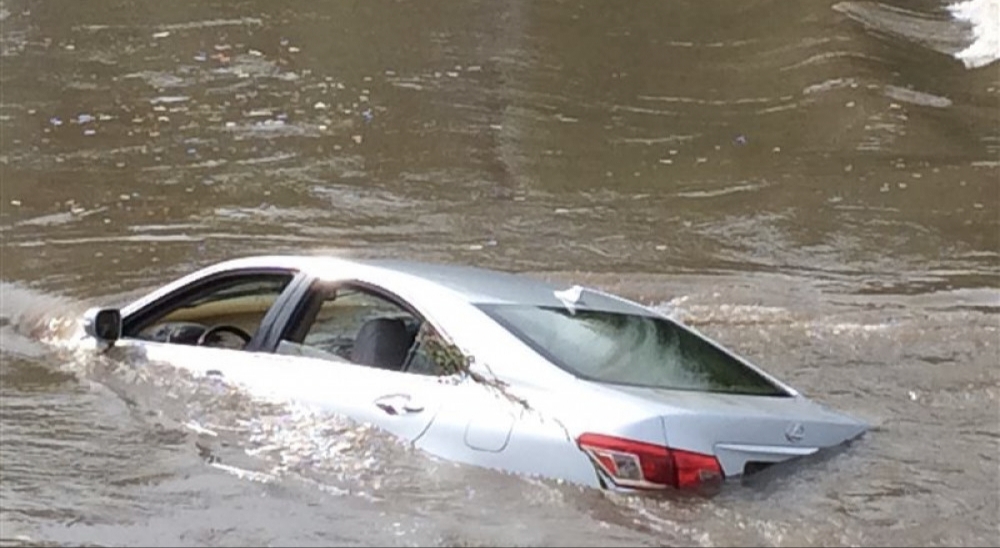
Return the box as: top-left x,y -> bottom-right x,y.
128,273 -> 294,349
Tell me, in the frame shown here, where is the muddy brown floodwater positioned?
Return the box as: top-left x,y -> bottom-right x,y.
1,0 -> 998,546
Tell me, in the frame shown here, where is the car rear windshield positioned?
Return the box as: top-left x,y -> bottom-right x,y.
478,304 -> 790,396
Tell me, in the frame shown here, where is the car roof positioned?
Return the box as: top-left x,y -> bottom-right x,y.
359,258 -> 570,305
228,255 -> 651,313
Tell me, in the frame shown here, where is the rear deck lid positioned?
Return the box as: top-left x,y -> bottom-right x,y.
609,385 -> 869,477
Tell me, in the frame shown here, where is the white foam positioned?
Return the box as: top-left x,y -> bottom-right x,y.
949,0 -> 1000,68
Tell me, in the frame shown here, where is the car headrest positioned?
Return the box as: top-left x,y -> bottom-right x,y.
350,317 -> 415,370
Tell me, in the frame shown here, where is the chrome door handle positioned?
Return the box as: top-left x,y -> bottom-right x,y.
374,394 -> 424,416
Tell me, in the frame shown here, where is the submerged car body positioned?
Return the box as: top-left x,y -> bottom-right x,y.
79,255 -> 868,494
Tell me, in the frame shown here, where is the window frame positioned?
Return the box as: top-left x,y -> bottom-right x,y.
275,278 -> 445,375
121,267 -> 306,352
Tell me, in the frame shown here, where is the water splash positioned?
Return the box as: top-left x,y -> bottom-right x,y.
0,282 -> 87,356
950,0 -> 1000,68
833,0 -> 999,69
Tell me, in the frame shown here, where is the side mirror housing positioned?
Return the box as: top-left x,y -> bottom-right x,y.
83,307 -> 122,343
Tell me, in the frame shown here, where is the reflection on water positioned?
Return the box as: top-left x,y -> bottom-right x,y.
1,0 -> 998,546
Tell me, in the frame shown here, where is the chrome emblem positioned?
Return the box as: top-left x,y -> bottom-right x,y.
785,422 -> 806,443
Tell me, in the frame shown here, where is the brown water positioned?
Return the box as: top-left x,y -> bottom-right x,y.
1,0 -> 998,546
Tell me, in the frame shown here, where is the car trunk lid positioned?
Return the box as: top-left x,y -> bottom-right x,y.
606,385 -> 869,478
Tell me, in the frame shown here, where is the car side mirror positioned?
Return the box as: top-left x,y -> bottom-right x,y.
83,307 -> 122,343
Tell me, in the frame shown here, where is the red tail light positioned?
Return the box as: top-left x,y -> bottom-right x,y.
577,433 -> 723,491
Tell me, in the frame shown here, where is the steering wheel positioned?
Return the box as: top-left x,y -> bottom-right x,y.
196,324 -> 253,347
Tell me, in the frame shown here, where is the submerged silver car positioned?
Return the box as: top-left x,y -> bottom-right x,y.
80,255 -> 868,494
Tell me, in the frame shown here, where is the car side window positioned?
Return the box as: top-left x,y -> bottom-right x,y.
278,283 -> 446,375
130,273 -> 294,349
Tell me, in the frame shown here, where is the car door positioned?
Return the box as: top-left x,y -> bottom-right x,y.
112,268 -> 453,444
112,266 -> 307,386
255,278 -> 455,443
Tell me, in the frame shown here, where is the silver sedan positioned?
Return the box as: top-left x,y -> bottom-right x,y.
80,255 -> 869,494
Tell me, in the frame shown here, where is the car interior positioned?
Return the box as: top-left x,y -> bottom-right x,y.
276,284 -> 443,375
133,274 -> 294,350
130,273 -> 445,375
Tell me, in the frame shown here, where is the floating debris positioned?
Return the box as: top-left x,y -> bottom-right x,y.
883,85 -> 952,108
150,96 -> 189,105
